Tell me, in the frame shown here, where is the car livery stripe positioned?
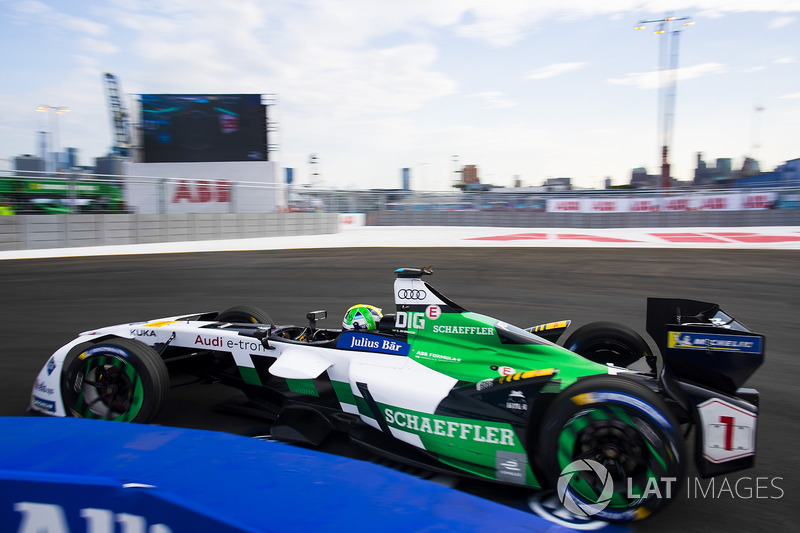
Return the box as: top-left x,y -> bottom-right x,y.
141,320 -> 180,328
529,321 -> 569,333
286,378 -> 319,397
498,368 -> 557,384
238,366 -> 262,386
331,380 -> 356,407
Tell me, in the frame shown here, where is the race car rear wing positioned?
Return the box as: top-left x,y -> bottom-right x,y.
646,298 -> 764,394
647,298 -> 765,478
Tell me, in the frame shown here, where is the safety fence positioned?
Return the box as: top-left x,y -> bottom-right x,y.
366,208 -> 799,228
0,212 -> 338,251
2,171 -> 799,250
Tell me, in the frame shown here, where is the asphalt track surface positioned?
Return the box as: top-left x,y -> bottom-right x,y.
2,243 -> 798,532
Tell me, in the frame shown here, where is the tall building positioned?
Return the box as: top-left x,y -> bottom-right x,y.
462,165 -> 479,184
65,147 -> 79,169
95,155 -> 123,177
14,155 -> 45,173
694,153 -> 733,185
630,167 -> 658,188
741,157 -> 760,176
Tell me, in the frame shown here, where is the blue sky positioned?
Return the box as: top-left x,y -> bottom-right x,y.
1,0 -> 798,190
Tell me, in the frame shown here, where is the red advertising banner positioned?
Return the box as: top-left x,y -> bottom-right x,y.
546,193 -> 777,213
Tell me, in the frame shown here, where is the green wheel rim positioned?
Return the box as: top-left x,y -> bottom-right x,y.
557,404 -> 666,511
71,353 -> 145,422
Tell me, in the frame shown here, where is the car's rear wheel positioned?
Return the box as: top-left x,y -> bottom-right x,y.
562,322 -> 652,368
63,337 -> 169,423
539,375 -> 684,522
216,305 -> 272,325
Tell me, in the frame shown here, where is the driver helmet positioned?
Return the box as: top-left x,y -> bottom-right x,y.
342,304 -> 383,331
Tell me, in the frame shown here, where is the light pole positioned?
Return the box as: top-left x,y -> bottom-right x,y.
452,155 -> 460,189
36,105 -> 69,172
636,15 -> 693,189
308,153 -> 320,185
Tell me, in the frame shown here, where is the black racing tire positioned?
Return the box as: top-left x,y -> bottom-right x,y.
63,337 -> 169,423
562,322 -> 651,368
216,305 -> 272,325
539,375 -> 685,522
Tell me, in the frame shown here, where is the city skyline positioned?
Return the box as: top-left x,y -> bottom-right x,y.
1,1 -> 799,190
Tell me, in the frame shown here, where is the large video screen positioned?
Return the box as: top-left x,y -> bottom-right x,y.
141,94 -> 268,163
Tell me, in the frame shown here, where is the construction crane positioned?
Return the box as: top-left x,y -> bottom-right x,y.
102,73 -> 132,158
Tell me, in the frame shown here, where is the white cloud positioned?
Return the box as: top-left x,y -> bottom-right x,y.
774,56 -> 797,63
769,15 -> 796,28
78,37 -> 119,56
468,92 -> 518,109
607,62 -> 728,89
526,62 -> 587,80
780,91 -> 800,99
10,0 -> 108,36
448,1 -> 800,47
104,2 -> 460,123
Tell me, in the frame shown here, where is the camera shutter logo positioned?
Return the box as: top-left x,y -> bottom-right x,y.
557,459 -> 614,516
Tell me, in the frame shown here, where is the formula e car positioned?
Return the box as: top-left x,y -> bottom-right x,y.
30,267 -> 764,522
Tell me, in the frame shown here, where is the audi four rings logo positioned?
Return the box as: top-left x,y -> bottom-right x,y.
398,289 -> 427,300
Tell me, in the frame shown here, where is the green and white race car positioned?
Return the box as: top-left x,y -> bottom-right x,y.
30,267 -> 764,522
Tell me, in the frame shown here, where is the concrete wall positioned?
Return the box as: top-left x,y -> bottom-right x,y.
367,209 -> 799,228
0,213 -> 338,251
1,209 -> 796,251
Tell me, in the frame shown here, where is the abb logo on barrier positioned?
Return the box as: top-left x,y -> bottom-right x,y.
700,197 -> 727,210
591,201 -> 616,212
664,198 -> 689,211
742,195 -> 772,209
630,200 -> 659,212
171,180 -> 231,204
554,201 -> 580,211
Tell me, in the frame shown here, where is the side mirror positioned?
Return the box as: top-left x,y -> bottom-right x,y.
306,310 -> 327,329
255,327 -> 274,350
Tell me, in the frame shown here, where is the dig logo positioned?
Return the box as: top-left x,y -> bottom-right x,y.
396,306 -> 441,331
395,311 -> 425,330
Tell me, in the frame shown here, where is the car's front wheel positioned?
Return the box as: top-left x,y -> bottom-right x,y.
63,337 -> 169,423
216,305 -> 272,325
539,375 -> 685,522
